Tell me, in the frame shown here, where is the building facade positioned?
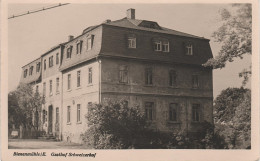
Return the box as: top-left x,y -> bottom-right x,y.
19,8 -> 213,143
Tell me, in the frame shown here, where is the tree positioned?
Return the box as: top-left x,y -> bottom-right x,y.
82,100 -> 150,149
8,83 -> 43,131
214,87 -> 249,123
8,91 -> 24,129
213,87 -> 251,149
203,4 -> 252,85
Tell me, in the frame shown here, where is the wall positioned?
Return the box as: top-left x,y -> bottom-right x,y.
41,47 -> 62,138
61,60 -> 100,143
101,58 -> 213,133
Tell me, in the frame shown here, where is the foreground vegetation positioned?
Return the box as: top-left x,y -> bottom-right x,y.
81,88 -> 250,149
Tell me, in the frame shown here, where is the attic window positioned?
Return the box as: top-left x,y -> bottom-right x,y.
154,41 -> 162,51
76,41 -> 83,54
67,46 -> 73,58
24,69 -> 28,78
153,38 -> 169,52
185,43 -> 193,55
139,21 -> 161,30
128,36 -> 136,48
29,66 -> 34,75
36,62 -> 41,72
162,41 -> 169,52
87,35 -> 94,51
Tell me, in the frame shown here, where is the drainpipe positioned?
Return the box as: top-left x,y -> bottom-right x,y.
98,57 -> 102,103
60,73 -> 63,141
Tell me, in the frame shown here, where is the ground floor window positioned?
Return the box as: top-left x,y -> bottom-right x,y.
169,103 -> 178,122
145,102 -> 155,121
67,106 -> 71,123
77,104 -> 81,122
192,104 -> 201,122
56,108 -> 59,124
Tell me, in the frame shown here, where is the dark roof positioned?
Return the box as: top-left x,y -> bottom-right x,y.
105,17 -> 208,40
82,25 -> 99,34
41,43 -> 64,57
20,58 -> 42,84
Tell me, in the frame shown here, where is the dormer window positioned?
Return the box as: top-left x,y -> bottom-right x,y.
162,41 -> 169,52
87,35 -> 94,51
44,59 -> 46,70
128,37 -> 136,48
24,69 -> 28,78
49,56 -> 53,68
139,20 -> 161,30
154,41 -> 162,51
76,41 -> 83,54
36,62 -> 40,72
67,46 -> 73,58
185,43 -> 193,55
29,66 -> 34,75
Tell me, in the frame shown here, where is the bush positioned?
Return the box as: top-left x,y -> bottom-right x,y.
82,100 -> 152,149
81,100 -> 227,149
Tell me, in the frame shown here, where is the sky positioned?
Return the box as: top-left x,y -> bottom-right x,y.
7,3 -> 251,98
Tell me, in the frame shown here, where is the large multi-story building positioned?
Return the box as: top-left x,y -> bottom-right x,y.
19,8 -> 213,143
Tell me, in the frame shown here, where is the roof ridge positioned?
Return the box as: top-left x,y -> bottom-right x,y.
160,26 -> 206,39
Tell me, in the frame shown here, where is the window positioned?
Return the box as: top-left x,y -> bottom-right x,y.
56,77 -> 59,93
56,108 -> 59,124
49,80 -> 53,95
145,102 -> 155,121
87,35 -> 94,51
154,41 -> 162,51
169,103 -> 178,122
36,63 -> 41,72
162,41 -> 169,52
67,74 -> 71,90
24,69 -> 28,78
42,110 -> 46,123
36,85 -> 39,93
49,56 -> 53,67
43,82 -> 46,96
185,44 -> 193,55
29,66 -> 33,75
77,71 -> 81,87
119,65 -> 128,83
128,37 -> 136,48
56,53 -> 59,65
77,104 -> 81,122
145,68 -> 153,85
67,106 -> 71,123
88,67 -> 92,84
192,75 -> 199,88
44,59 -> 46,70
123,100 -> 128,108
192,104 -> 201,122
87,102 -> 93,121
169,70 -> 177,86
76,41 -> 83,54
67,46 -> 73,58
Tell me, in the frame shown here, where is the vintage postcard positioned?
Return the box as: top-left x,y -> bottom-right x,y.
1,0 -> 259,161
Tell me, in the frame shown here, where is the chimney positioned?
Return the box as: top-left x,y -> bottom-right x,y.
127,8 -> 135,19
68,35 -> 74,41
103,19 -> 111,23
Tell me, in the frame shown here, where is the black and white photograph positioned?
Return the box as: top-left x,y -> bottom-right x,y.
1,1 -> 259,161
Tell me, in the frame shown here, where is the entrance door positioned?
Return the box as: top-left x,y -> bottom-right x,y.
48,106 -> 53,134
